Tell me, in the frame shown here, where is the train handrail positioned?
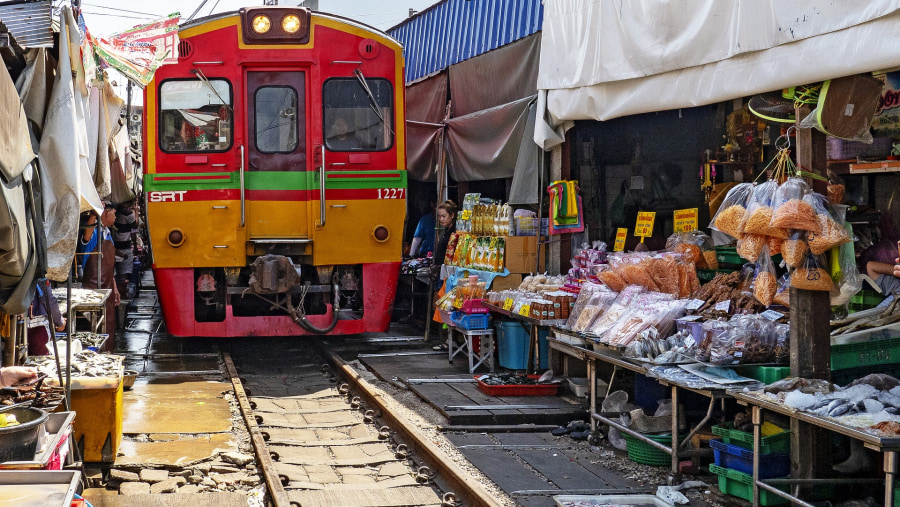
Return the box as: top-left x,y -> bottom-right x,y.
240,145 -> 245,227
319,145 -> 326,227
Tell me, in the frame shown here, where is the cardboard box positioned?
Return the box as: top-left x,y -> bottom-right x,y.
490,273 -> 522,292
504,236 -> 543,273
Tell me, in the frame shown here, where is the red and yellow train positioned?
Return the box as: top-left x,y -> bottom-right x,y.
143,6 -> 406,336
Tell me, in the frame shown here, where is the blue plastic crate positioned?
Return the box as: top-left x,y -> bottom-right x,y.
710,439 -> 790,479
451,311 -> 490,330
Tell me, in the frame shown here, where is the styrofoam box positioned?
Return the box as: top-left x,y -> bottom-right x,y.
554,494 -> 674,507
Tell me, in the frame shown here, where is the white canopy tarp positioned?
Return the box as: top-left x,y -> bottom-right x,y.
536,0 -> 900,146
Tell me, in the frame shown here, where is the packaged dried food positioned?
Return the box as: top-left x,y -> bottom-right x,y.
674,242 -> 702,266
564,281 -> 604,329
587,285 -> 646,338
597,269 -> 626,292
790,256 -> 834,291
782,234 -> 808,267
703,250 -> 719,270
710,183 -> 753,239
773,323 -> 790,363
807,214 -> 851,255
773,273 -> 791,307
752,247 -> 777,307
736,233 -> 766,262
767,236 -> 783,256
827,183 -> 845,205
741,181 -> 788,238
571,291 -> 618,332
771,198 -> 820,232
646,256 -> 680,296
709,325 -> 751,365
621,264 -> 659,292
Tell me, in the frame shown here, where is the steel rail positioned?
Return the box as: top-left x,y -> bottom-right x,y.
320,346 -> 504,507
223,352 -> 292,507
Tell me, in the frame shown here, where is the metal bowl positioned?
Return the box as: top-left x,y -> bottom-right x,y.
122,370 -> 138,391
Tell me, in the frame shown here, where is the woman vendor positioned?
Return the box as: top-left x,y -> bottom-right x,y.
430,200 -> 458,350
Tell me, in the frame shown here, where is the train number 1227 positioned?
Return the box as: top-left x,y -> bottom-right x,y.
377,188 -> 405,199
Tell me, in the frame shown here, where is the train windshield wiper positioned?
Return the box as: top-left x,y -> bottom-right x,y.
353,69 -> 393,135
190,69 -> 234,113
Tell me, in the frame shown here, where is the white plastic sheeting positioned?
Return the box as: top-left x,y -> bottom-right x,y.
536,0 -> 900,146
37,7 -> 103,281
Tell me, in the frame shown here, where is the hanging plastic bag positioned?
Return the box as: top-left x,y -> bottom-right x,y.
767,236 -> 783,257
770,178 -> 819,232
790,254 -> 835,291
742,181 -> 788,238
752,247 -> 778,307
782,232 -> 809,268
736,233 -> 766,263
773,272 -> 791,307
710,183 -> 753,239
807,200 -> 851,255
832,222 -> 862,307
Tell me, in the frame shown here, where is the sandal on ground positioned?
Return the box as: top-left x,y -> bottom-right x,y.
432,343 -> 449,351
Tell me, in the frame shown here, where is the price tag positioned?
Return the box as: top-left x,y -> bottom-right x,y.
761,309 -> 784,321
685,299 -> 705,310
715,300 -> 731,312
517,304 -> 531,317
673,208 -> 699,233
503,298 -> 514,311
613,228 -> 628,252
460,209 -> 472,220
684,336 -> 696,347
634,211 -> 656,238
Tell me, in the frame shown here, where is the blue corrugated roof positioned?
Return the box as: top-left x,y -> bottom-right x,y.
388,0 -> 542,83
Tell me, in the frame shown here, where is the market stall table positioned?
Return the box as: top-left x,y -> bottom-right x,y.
730,390 -> 900,507
548,335 -> 733,476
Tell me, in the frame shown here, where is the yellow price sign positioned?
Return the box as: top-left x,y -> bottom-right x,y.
459,209 -> 472,220
517,304 -> 530,317
673,208 -> 698,233
634,211 -> 656,238
503,298 -> 514,311
613,228 -> 628,252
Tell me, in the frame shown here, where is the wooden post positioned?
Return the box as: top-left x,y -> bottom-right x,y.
789,105 -> 832,483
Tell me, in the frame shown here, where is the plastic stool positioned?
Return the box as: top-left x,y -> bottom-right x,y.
449,327 -> 495,373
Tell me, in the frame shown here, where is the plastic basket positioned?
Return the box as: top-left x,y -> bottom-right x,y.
439,309 -> 454,325
715,246 -> 743,267
711,439 -> 790,479
451,311 -> 489,330
515,217 -> 537,236
711,423 -> 790,454
826,136 -> 892,160
710,464 -> 789,505
831,337 -> 900,370
622,432 -> 671,466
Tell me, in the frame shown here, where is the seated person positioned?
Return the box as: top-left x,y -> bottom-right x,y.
866,251 -> 900,296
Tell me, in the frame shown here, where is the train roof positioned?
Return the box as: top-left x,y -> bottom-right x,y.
179,9 -> 403,49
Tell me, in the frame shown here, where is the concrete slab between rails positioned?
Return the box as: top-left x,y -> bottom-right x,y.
82,492 -> 249,507
116,433 -> 237,467
287,485 -> 442,507
123,379 -> 232,434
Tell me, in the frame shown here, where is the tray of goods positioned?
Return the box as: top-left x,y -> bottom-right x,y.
475,373 -> 561,396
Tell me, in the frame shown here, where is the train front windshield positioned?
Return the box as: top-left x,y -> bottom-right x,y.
159,79 -> 233,152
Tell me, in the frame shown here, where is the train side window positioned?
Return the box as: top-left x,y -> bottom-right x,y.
323,78 -> 393,152
254,86 -> 299,153
159,79 -> 233,153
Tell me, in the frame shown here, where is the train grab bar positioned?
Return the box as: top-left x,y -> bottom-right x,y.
319,145 -> 326,227
240,145 -> 245,227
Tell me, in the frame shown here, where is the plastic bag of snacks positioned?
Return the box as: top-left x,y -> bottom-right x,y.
832,222 -> 862,307
730,314 -> 777,363
596,265 -> 627,292
773,272 -> 791,307
770,178 -> 819,233
710,183 -> 753,239
666,230 -> 717,269
752,246 -> 778,307
709,324 -> 752,366
773,323 -> 790,363
807,199 -> 851,255
741,181 -> 788,238
736,233 -> 766,263
790,254 -> 834,292
781,232 -> 808,268
767,236 -> 783,256
565,281 -> 604,330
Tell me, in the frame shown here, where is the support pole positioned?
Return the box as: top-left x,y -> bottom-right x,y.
789,104 -> 832,489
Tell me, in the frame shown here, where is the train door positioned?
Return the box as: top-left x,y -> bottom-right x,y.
245,71 -> 309,239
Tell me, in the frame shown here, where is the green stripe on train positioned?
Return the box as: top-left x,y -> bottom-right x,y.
145,170 -> 407,191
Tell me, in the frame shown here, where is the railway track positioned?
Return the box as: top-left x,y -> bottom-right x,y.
224,340 -> 502,507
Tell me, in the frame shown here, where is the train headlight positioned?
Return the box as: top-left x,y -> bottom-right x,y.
282,14 -> 302,34
251,15 -> 271,34
372,225 -> 389,243
167,228 -> 185,248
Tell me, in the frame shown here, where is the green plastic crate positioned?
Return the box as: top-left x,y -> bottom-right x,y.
850,288 -> 886,310
736,365 -> 791,385
831,337 -> 900,370
622,433 -> 671,467
711,422 -> 790,454
832,363 -> 900,387
715,246 -> 743,266
710,464 -> 789,505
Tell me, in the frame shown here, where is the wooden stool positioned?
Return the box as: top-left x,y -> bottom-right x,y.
449,327 -> 495,373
